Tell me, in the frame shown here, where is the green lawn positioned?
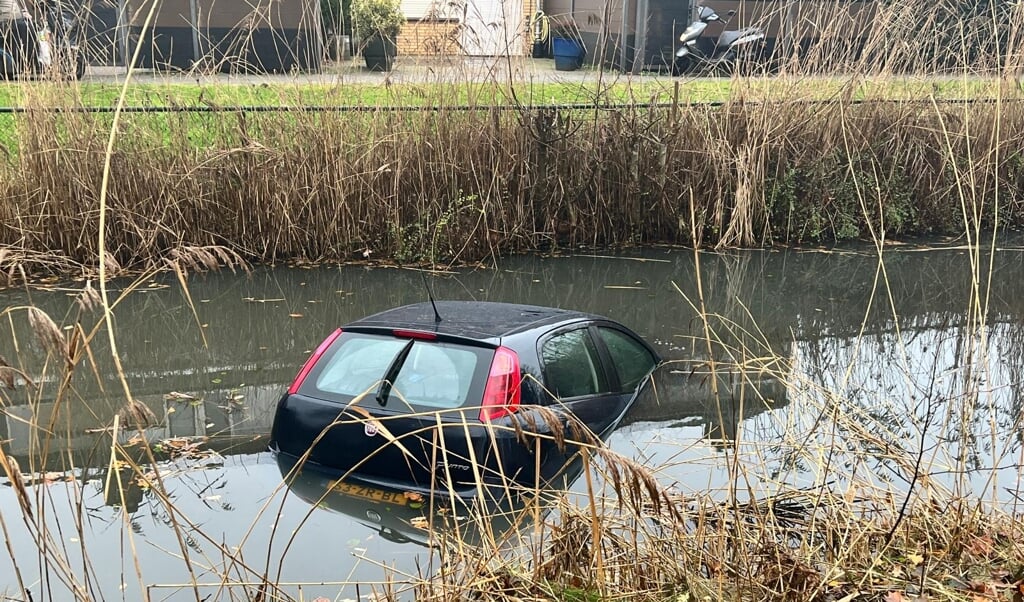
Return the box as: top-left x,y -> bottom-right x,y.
0,75 -> 1016,110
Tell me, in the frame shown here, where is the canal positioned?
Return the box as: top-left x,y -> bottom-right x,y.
1,241 -> 1022,599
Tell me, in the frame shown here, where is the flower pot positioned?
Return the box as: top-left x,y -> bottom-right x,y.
362,35 -> 397,71
552,36 -> 585,71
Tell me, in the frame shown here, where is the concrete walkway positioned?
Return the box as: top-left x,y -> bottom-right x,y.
84,57 -> 670,86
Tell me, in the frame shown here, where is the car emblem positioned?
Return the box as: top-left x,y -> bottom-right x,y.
364,423 -> 378,437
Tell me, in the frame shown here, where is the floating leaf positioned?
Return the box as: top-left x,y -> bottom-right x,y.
40,472 -> 65,484
289,313 -> 304,318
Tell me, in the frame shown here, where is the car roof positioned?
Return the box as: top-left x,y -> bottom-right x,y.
344,301 -> 600,340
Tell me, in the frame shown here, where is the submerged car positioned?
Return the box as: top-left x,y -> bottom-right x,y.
269,301 -> 659,495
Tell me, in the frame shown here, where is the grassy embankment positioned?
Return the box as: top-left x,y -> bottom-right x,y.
2,44 -> 1024,285
3,1 -> 1024,600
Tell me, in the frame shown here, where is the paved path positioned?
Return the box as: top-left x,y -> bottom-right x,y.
84,57 -> 670,86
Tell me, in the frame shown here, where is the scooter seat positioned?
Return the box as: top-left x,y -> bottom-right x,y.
717,27 -> 762,48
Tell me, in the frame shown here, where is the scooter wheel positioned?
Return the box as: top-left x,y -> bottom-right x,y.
74,53 -> 86,80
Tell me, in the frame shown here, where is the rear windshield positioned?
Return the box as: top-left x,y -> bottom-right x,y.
298,332 -> 492,410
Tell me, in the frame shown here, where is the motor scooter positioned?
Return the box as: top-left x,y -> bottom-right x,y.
674,6 -> 765,75
0,0 -> 85,80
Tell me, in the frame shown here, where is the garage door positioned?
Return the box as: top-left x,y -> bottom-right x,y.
460,0 -> 525,56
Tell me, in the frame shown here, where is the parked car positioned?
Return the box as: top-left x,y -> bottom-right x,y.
269,301 -> 660,496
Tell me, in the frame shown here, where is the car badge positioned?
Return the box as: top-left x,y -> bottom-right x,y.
364,423 -> 378,437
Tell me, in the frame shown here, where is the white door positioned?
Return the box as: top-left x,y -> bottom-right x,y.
460,0 -> 525,56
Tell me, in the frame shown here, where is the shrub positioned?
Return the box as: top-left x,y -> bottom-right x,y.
351,0 -> 404,40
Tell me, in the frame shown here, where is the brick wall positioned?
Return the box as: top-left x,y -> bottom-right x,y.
398,19 -> 461,55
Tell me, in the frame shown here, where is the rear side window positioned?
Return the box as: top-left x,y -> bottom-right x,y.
597,327 -> 657,391
300,332 -> 490,410
541,328 -> 608,399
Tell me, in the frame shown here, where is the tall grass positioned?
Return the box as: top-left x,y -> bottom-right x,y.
0,2 -> 1022,278
4,89 -> 1024,275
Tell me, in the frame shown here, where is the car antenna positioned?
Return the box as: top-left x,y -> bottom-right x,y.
420,271 -> 442,323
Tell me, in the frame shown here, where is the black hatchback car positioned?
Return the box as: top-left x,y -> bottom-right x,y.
269,301 -> 659,495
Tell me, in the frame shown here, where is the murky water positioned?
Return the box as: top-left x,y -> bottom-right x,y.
2,241 -> 1024,599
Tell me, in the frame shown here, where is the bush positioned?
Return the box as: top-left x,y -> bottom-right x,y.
351,0 -> 404,40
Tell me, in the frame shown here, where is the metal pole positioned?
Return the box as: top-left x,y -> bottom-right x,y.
783,0 -> 797,64
618,0 -> 629,71
310,0 -> 323,68
117,0 -> 128,67
188,0 -> 200,65
630,0 -> 647,73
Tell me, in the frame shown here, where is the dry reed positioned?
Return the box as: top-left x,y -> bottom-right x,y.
3,94 -> 1023,274
0,2 -> 1023,278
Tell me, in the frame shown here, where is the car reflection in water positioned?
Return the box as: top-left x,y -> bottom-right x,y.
276,451 -> 586,549
620,361 -> 791,444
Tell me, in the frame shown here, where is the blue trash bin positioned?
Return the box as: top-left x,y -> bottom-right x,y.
552,37 -> 585,71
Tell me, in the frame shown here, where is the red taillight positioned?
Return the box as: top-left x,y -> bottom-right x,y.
392,329 -> 437,340
479,346 -> 521,422
287,328 -> 343,394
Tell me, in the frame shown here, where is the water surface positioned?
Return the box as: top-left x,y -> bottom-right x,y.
2,241 -> 1022,599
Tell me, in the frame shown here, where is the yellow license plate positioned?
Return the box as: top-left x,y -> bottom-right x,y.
328,480 -> 408,505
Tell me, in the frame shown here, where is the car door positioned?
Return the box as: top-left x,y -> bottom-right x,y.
539,325 -> 621,439
593,325 -> 659,395
586,324 -> 660,438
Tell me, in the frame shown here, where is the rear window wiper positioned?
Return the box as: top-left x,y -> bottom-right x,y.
375,338 -> 415,407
